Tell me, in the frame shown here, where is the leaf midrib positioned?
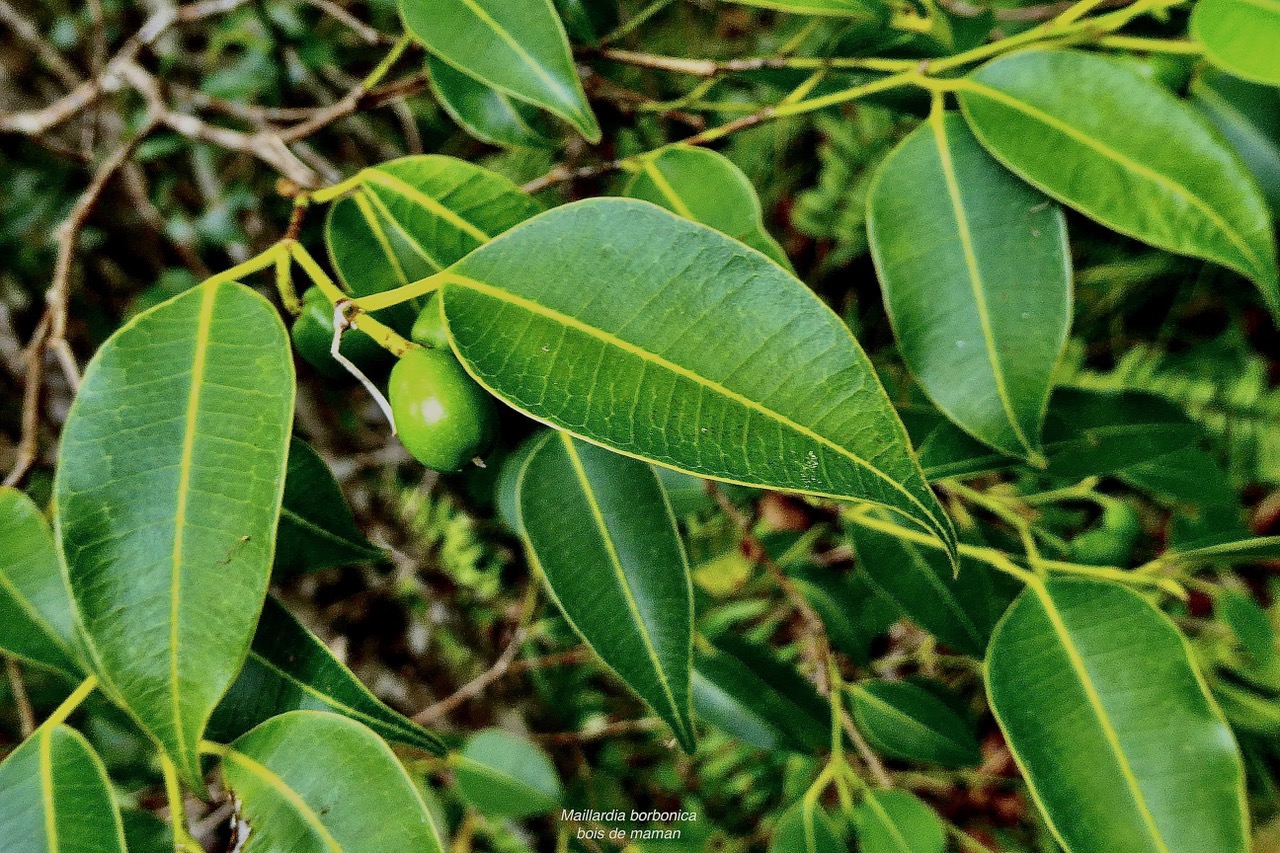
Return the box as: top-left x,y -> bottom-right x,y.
363,169 -> 492,243
855,687 -> 958,758
225,748 -> 344,852
278,505 -> 379,559
39,729 -> 57,853
453,0 -> 576,112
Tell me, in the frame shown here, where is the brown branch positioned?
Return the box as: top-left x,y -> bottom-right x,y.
4,658 -> 35,738
300,0 -> 396,45
0,0 -> 83,89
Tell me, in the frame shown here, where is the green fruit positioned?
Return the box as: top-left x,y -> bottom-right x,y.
390,348 -> 498,471
1069,499 -> 1142,566
291,287 -> 391,378
410,293 -> 450,350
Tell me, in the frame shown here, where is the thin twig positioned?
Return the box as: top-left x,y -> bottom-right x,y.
841,708 -> 893,789
4,658 -> 35,738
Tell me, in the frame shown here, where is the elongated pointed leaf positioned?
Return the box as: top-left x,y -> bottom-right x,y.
868,112 -> 1070,461
427,56 -> 557,150
0,489 -> 80,676
519,432 -> 696,751
276,440 -> 383,575
453,728 -> 563,819
623,145 -> 791,270
208,597 -> 444,754
958,50 -> 1279,316
426,199 -> 956,558
216,711 -> 445,853
1192,0 -> 1280,85
720,0 -> 884,19
851,680 -> 981,768
56,281 -> 295,788
1160,535 -> 1280,566
987,578 -> 1247,853
770,801 -> 842,853
399,0 -> 599,141
0,725 -> 126,853
852,790 -> 945,853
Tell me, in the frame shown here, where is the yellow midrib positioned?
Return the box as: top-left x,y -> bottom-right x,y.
959,79 -> 1267,277
40,729 -> 58,853
225,749 -> 343,852
352,190 -> 417,283
641,161 -> 696,219
454,0 -> 576,111
929,110 -> 1038,459
362,169 -> 491,243
560,434 -> 691,744
442,272 -> 947,540
855,688 -> 952,753
0,567 -> 77,667
168,282 -> 218,773
1032,581 -> 1172,853
863,793 -> 913,853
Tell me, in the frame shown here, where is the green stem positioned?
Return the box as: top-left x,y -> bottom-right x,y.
159,751 -> 203,853
201,244 -> 285,289
362,32 -> 413,90
44,675 -> 98,729
1096,34 -> 1204,54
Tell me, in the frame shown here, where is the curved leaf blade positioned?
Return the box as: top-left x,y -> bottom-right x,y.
55,281 -> 295,788
0,488 -> 81,676
623,145 -> 792,270
770,801 -> 843,853
433,199 -> 956,559
1190,69 -> 1280,214
216,711 -> 445,853
868,112 -> 1071,461
208,597 -> 444,754
276,440 -> 383,575
519,432 -> 696,751
1192,0 -> 1280,86
0,725 -> 127,853
851,680 -> 981,768
427,56 -> 558,150
987,578 -> 1247,853
453,728 -> 563,820
852,790 -> 946,853
399,0 -> 599,141
958,50 -> 1279,316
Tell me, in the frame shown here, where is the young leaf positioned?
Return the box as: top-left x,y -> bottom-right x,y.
214,711 -> 445,853
769,801 -> 843,853
453,728 -> 564,819
208,597 -> 444,754
1190,70 -> 1280,213
868,112 -> 1070,462
429,199 -> 956,560
851,680 -> 981,768
398,0 -> 600,141
1192,0 -> 1280,86
623,145 -> 792,270
427,56 -> 557,150
0,724 -> 127,853
719,0 -> 884,19
55,281 -> 295,788
987,578 -> 1248,853
0,488 -> 81,676
518,432 -> 696,752
1159,535 -> 1280,567
852,790 -> 946,853
958,50 -> 1279,317
276,439 -> 383,575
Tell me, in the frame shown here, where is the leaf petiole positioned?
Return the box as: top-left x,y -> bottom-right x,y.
43,674 -> 98,729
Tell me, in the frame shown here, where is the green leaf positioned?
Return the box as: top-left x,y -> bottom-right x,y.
719,0 -> 884,19
453,728 -> 563,819
958,50 -> 1279,316
519,432 -> 696,751
1192,0 -> 1280,86
986,577 -> 1247,853
852,790 -> 946,853
769,801 -> 843,853
215,711 -> 445,853
623,145 -> 791,270
1191,69 -> 1280,213
55,281 -> 295,788
431,198 -> 956,559
850,680 -> 981,768
276,439 -> 383,575
427,56 -> 558,150
868,111 -> 1070,461
327,155 -> 542,296
0,724 -> 127,852
846,510 -> 1001,656
208,597 -> 444,754
0,488 -> 81,676
1161,535 -> 1280,566
398,0 -> 599,141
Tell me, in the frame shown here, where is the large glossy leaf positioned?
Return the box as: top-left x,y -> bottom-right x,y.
769,801 -> 843,853
453,728 -> 563,820
398,0 -> 599,141
868,112 -> 1070,461
418,199 -> 956,558
0,488 -> 80,676
850,680 -> 981,768
958,50 -> 1279,316
852,790 -> 946,853
427,56 -> 556,150
1191,69 -> 1280,213
276,439 -> 382,575
1192,0 -> 1280,85
214,711 -> 445,853
519,432 -> 696,751
987,577 -> 1247,853
55,281 -> 295,788
720,0 -> 884,18
0,724 -> 126,852
208,597 -> 444,754
622,145 -> 791,270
